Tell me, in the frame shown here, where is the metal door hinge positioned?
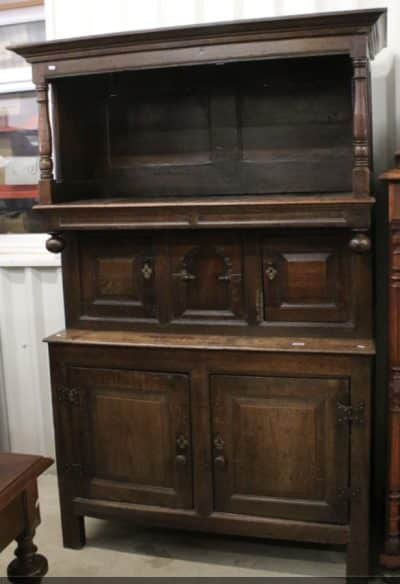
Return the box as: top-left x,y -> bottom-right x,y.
57,386 -> 79,405
336,402 -> 365,425
337,487 -> 361,501
64,464 -> 84,477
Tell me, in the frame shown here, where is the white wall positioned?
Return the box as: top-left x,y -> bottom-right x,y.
0,236 -> 63,456
1,0 -> 398,456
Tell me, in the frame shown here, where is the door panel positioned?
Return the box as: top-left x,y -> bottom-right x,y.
211,374 -> 349,523
168,232 -> 246,323
263,234 -> 351,323
70,367 -> 192,509
79,232 -> 158,322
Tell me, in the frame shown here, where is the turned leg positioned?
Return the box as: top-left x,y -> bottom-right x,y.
7,528 -> 48,582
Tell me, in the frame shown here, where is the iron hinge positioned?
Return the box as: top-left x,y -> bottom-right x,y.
57,386 -> 79,405
64,464 -> 84,477
337,487 -> 361,502
336,402 -> 365,425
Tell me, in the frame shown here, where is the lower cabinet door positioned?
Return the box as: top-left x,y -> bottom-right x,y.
211,374 -> 350,523
70,367 -> 193,509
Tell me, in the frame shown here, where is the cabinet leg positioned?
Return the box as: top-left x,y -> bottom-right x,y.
7,528 -> 48,582
346,539 -> 370,581
60,509 -> 86,549
57,473 -> 86,548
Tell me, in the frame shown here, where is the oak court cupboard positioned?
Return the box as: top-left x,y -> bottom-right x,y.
10,8 -> 387,578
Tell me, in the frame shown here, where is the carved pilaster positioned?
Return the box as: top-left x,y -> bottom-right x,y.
352,58 -> 370,197
36,82 -> 53,204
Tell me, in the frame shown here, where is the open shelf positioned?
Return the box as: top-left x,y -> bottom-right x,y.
50,54 -> 354,204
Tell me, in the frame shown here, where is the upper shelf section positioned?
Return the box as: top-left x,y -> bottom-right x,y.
9,9 -> 387,230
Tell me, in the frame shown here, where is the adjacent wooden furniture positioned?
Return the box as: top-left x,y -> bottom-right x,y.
0,452 -> 52,581
10,8 -> 387,578
380,153 -> 400,570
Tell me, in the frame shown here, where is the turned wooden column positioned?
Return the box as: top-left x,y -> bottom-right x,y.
381,152 -> 400,569
36,82 -> 54,204
352,57 -> 371,197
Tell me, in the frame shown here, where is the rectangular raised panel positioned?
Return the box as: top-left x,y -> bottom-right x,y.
96,257 -> 136,297
79,232 -> 158,323
92,394 -> 169,487
284,253 -> 331,304
211,374 -> 349,523
263,234 -> 351,324
69,367 -> 192,509
168,232 -> 246,323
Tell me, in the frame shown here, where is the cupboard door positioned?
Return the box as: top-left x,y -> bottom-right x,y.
79,232 -> 158,323
70,367 -> 192,509
211,374 -> 350,523
168,232 -> 246,323
263,234 -> 351,324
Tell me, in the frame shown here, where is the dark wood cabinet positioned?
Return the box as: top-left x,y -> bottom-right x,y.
63,229 -> 370,336
168,232 -> 247,324
262,233 -> 352,325
63,367 -> 192,509
11,8 -> 386,578
211,374 -> 350,524
75,232 -> 158,323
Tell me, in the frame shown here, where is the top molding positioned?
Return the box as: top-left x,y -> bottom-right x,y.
10,8 -> 387,66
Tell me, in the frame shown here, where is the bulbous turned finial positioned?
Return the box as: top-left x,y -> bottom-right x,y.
349,232 -> 371,253
46,232 -> 65,254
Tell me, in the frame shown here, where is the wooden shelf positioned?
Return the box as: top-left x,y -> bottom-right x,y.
46,328 -> 375,356
35,193 -> 374,231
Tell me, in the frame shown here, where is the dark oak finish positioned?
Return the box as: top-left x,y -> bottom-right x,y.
380,153 -> 400,570
11,8 -> 386,217
211,374 -> 350,523
262,233 -> 352,324
47,340 -> 372,576
62,229 -> 371,338
0,453 -> 52,581
34,195 -> 375,232
9,9 -> 386,579
70,367 -> 192,509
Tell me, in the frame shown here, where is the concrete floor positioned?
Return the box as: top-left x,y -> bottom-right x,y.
0,474 -> 346,578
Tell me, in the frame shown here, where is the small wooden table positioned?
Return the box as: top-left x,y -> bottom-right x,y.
0,452 -> 52,581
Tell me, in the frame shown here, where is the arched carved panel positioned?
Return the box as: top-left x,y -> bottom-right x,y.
168,233 -> 246,323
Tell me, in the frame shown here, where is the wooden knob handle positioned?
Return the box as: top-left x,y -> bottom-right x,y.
214,455 -> 226,468
46,233 -> 65,254
176,454 -> 187,466
349,232 -> 371,253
